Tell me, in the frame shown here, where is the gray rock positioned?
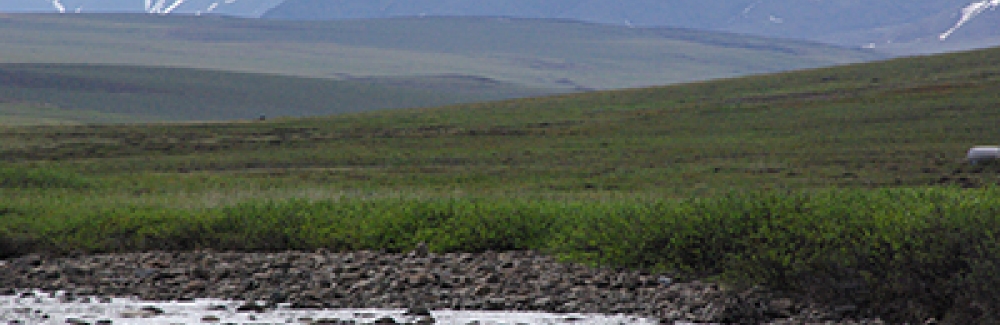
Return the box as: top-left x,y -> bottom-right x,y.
139,306 -> 164,315
235,302 -> 266,313
371,316 -> 397,324
408,243 -> 429,258
405,307 -> 431,316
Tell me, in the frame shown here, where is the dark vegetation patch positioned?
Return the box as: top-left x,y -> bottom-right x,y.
0,66 -> 162,94
935,161 -> 1000,188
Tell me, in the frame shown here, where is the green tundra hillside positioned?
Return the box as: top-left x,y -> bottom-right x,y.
3,44 -> 991,192
2,44 -> 1000,323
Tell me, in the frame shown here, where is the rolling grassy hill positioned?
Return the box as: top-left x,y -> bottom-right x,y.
2,39 -> 1000,323
0,63 -> 558,124
0,14 -> 882,92
2,45 -> 998,193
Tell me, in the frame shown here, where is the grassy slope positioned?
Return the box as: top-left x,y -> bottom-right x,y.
2,44 -> 1000,323
3,46 -> 996,194
0,14 -> 882,91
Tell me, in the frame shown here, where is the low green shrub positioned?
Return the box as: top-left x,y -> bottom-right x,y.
551,188 -> 1000,322
3,188 -> 1000,322
408,199 -> 568,252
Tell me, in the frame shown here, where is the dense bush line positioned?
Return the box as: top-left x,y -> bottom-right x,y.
2,187 -> 1000,322
554,189 -> 1000,322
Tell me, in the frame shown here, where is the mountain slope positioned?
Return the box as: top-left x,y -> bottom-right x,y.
1,0 -> 283,17
9,1 -> 997,54
263,0 -> 1000,54
0,14 -> 881,91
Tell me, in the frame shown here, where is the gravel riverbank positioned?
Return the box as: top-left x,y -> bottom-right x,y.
0,249 -> 886,324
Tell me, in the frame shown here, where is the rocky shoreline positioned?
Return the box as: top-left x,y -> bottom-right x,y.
0,248 -> 885,324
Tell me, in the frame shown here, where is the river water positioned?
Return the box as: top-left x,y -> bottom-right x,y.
1,290 -> 663,324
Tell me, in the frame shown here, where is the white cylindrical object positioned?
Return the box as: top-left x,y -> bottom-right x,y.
967,146 -> 1000,164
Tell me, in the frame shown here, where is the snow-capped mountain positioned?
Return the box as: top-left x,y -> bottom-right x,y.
2,0 -> 284,17
4,0 -> 997,54
941,0 -> 1000,40
261,0 -> 1000,54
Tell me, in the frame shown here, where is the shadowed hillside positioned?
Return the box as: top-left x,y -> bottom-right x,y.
0,64 -> 557,124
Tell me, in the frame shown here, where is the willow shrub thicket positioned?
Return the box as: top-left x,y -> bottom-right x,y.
3,185 -> 1000,321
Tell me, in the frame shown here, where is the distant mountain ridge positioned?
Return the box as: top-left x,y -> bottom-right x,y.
0,14 -> 881,91
5,1 -> 998,54
262,0 -> 1000,54
1,0 -> 283,17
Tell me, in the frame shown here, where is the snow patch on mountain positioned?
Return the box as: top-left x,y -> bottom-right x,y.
49,0 -> 66,13
163,0 -> 186,13
941,0 -> 1000,40
30,0 -> 282,17
201,2 -> 219,15
741,1 -> 763,17
146,0 -> 188,14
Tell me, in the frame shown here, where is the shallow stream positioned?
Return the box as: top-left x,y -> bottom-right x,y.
1,290 -> 662,325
